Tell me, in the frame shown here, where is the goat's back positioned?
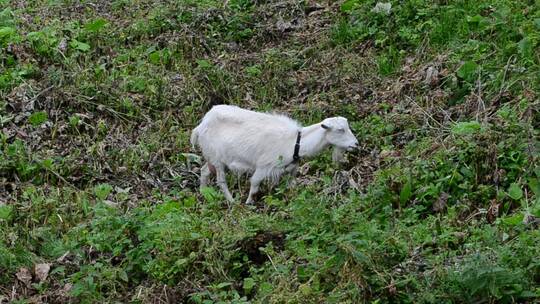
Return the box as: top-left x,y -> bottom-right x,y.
195,105 -> 300,169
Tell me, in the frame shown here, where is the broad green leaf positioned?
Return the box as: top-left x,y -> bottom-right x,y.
259,282 -> 273,294
201,186 -> 221,203
196,59 -> 213,69
190,232 -> 202,239
84,18 -> 108,32
118,270 -> 128,282
519,290 -> 539,298
216,282 -> 232,289
94,183 -> 113,200
528,178 -> 540,197
460,166 -> 473,178
175,258 -> 188,267
400,178 -> 412,205
341,0 -> 358,12
148,51 -> 161,65
237,28 -> 253,39
243,278 -> 256,292
466,15 -> 484,24
456,61 -> 478,81
507,183 -> 523,200
155,200 -> 181,214
70,282 -> 86,297
466,14 -> 489,31
518,37 -> 533,60
452,121 -> 481,135
26,31 -> 39,40
0,205 -> 12,220
500,213 -> 523,226
70,39 -> 91,52
352,250 -> 369,263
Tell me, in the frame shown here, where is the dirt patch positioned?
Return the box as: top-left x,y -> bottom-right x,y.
236,230 -> 286,265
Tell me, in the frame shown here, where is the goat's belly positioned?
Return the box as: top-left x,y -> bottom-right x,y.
227,161 -> 253,173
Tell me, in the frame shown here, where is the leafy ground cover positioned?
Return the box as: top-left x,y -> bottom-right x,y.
1,0 -> 539,303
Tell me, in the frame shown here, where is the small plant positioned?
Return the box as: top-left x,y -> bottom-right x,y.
68,115 -> 81,129
245,64 -> 262,77
28,111 -> 48,126
84,18 -> 108,33
0,205 -> 12,221
449,254 -> 533,302
26,28 -> 60,58
70,39 -> 90,52
94,183 -> 113,201
0,25 -> 17,46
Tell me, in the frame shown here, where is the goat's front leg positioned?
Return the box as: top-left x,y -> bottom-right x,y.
215,163 -> 234,202
246,170 -> 265,204
287,166 -> 299,188
282,164 -> 299,188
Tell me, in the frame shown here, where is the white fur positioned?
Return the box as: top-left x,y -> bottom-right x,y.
191,104 -> 359,204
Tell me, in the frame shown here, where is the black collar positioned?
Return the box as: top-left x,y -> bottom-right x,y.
292,131 -> 301,163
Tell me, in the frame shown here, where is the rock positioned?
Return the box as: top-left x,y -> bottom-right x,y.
16,267 -> 32,285
371,2 -> 392,14
423,66 -> 439,87
35,263 -> 51,283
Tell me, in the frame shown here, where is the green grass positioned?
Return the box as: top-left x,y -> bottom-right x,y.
1,0 -> 539,302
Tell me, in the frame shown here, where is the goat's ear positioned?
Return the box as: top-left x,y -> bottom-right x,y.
321,124 -> 330,130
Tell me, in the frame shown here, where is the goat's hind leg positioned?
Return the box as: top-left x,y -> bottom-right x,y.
199,162 -> 216,190
215,163 -> 234,202
246,169 -> 265,205
199,162 -> 212,190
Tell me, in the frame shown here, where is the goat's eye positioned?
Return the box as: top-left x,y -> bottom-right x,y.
338,128 -> 345,133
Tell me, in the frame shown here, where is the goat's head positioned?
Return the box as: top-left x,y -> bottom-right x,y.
321,117 -> 359,152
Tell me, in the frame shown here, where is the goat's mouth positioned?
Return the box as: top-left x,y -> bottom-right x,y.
346,145 -> 358,152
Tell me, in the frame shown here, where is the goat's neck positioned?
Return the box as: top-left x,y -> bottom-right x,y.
299,123 -> 329,158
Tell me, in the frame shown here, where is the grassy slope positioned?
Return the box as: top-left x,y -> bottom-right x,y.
1,0 -> 539,303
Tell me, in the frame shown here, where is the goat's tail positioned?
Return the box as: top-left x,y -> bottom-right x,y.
190,125 -> 200,150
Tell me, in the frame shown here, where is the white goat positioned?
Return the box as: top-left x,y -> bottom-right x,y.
190,105 -> 359,204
